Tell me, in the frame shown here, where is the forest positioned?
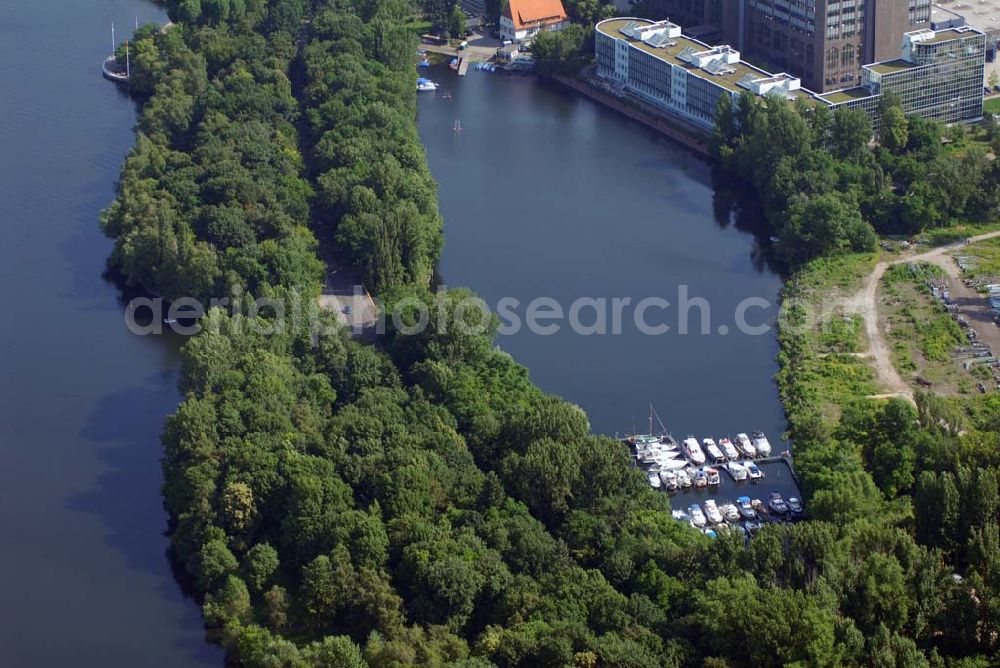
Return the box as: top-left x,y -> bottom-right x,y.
98,1 -> 1000,665
712,92 -> 1000,268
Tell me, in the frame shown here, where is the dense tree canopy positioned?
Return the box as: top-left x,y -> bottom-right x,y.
100,2 -> 1000,665
713,92 -> 1000,268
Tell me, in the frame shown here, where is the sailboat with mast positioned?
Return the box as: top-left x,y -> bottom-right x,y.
102,22 -> 130,84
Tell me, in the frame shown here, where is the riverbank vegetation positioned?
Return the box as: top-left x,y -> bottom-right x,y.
99,1 -> 1000,665
713,93 -> 1000,270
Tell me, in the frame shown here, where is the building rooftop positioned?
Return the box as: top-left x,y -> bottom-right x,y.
596,17 -> 814,101
867,58 -> 918,75
916,26 -> 979,43
939,0 -> 1000,37
504,0 -> 567,31
819,87 -> 878,104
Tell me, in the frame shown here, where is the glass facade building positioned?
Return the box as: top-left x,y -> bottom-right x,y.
596,18 -> 986,133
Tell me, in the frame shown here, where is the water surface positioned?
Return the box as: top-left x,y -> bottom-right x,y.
418,67 -> 788,446
0,1 -> 220,664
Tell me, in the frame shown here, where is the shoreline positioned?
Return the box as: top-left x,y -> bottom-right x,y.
548,71 -> 711,157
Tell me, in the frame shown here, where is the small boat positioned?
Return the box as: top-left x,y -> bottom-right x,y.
744,461 -> 763,480
719,437 -> 739,460
703,528 -> 718,539
671,509 -> 690,522
735,432 -> 757,458
720,503 -> 740,523
703,438 -> 725,463
452,120 -> 463,133
726,461 -> 748,481
736,496 -> 757,520
449,57 -> 459,70
703,500 -> 724,524
657,458 -> 689,470
683,437 -> 706,465
750,498 -> 767,515
751,430 -> 772,456
787,497 -> 804,516
715,522 -> 734,536
676,469 -> 692,488
693,470 -> 708,488
768,492 -> 789,515
647,471 -> 662,489
705,467 -> 721,486
744,519 -> 764,534
417,77 -> 438,91
689,504 -> 706,527
659,470 -> 678,490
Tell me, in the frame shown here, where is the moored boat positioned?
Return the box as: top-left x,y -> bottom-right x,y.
683,437 -> 706,465
693,469 -> 708,488
720,503 -> 740,523
726,461 -> 748,481
744,461 -> 764,480
736,496 -> 757,520
676,469 -> 692,488
735,432 -> 757,458
768,492 -> 789,515
787,497 -> 804,516
751,430 -> 772,456
417,77 -> 438,91
705,467 -> 721,486
703,500 -> 723,524
659,469 -> 679,490
703,438 -> 725,463
719,437 -> 739,460
647,471 -> 662,489
689,504 -> 707,527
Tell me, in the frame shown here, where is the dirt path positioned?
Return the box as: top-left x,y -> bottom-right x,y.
844,230 -> 1000,403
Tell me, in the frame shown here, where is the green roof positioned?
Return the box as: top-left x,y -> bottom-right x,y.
867,59 -> 917,75
819,86 -> 876,104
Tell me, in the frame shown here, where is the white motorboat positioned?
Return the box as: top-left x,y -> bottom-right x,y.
735,432 -> 757,458
751,431 -> 772,456
416,77 -> 438,91
704,467 -> 721,486
689,503 -> 707,527
647,471 -> 662,488
719,437 -> 739,460
659,470 -> 679,490
703,500 -> 724,524
743,461 -> 763,480
683,437 -> 706,465
726,461 -> 748,481
703,438 -> 725,463
658,458 -> 689,470
676,469 -> 692,487
720,503 -> 740,523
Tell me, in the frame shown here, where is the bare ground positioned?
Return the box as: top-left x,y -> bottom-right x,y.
843,230 -> 1000,403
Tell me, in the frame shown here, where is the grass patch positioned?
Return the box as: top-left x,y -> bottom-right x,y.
881,263 -> 968,393
984,97 -> 1000,115
954,236 -> 1000,279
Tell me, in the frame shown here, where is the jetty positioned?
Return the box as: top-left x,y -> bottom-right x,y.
457,57 -> 470,76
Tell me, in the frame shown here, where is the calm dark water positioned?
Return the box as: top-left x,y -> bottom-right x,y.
418,66 -> 788,447
0,1 -> 220,665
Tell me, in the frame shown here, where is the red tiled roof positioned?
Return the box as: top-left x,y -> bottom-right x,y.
503,0 -> 568,31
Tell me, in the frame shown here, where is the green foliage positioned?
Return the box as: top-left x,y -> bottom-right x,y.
532,25 -> 591,76
713,93 -> 999,268
107,3 -> 1000,666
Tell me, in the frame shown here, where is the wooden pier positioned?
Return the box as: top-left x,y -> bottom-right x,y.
457,57 -> 470,76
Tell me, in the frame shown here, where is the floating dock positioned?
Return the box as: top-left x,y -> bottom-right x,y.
457,57 -> 469,76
